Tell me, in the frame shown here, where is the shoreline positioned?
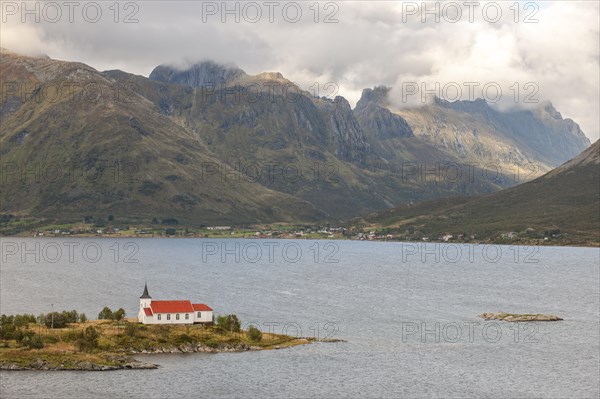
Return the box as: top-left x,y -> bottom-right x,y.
0,234 -> 597,248
0,338 -> 345,372
0,357 -> 158,371
0,319 -> 345,372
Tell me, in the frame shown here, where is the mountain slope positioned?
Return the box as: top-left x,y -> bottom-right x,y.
0,49 -> 323,224
360,140 -> 600,245
392,97 -> 590,177
0,49 -> 593,226
106,62 -> 505,218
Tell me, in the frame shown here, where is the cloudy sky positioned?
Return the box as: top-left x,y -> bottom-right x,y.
2,1 -> 599,141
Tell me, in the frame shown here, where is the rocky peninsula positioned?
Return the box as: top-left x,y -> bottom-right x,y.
0,316 -> 341,371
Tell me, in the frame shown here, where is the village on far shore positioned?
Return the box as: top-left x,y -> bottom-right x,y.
1,214 -> 569,245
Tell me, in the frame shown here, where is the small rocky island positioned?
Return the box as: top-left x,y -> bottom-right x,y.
0,311 -> 340,371
479,312 -> 563,322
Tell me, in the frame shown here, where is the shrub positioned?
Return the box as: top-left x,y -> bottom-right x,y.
61,329 -> 82,343
76,326 -> 100,352
15,329 -> 34,344
0,323 -> 16,340
246,326 -> 262,342
98,307 -> 125,321
113,308 -> 126,321
0,315 -> 14,326
13,330 -> 24,342
175,333 -> 195,345
42,335 -> 59,344
43,312 -> 68,328
1,314 -> 36,329
216,314 -> 241,333
13,314 -> 36,328
124,322 -> 138,337
23,334 -> 44,349
40,310 -> 82,328
63,310 -> 79,324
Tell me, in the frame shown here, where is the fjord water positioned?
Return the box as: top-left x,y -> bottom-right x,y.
1,238 -> 598,398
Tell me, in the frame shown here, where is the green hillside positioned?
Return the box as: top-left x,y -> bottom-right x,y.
0,49 -> 592,229
359,141 -> 600,245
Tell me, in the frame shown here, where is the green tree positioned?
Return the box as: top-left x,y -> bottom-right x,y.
246,325 -> 262,341
113,308 -> 126,321
63,310 -> 79,323
44,312 -> 67,328
0,323 -> 16,340
98,307 -> 114,320
13,314 -> 35,328
216,314 -> 241,333
79,313 -> 88,323
0,315 -> 14,326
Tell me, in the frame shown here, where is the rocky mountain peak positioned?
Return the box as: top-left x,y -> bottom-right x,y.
254,71 -> 285,81
354,86 -> 414,139
149,61 -> 247,88
433,96 -> 490,113
355,86 -> 391,110
314,95 -> 370,163
538,101 -> 562,120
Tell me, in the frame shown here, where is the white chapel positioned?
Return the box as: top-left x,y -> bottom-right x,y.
137,284 -> 213,325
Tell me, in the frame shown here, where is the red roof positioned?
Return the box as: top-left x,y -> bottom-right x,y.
192,303 -> 213,311
150,300 -> 194,313
143,308 -> 153,316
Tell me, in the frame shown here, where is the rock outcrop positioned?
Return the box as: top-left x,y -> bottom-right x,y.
0,358 -> 158,371
354,87 -> 414,139
316,96 -> 370,162
130,337 -> 345,354
479,312 -> 563,322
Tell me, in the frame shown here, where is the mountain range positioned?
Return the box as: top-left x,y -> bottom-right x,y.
0,48 -> 591,226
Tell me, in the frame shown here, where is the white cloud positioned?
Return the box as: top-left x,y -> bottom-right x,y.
1,0 -> 598,140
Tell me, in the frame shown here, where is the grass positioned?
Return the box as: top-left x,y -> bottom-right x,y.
0,319 -> 311,370
0,350 -> 122,368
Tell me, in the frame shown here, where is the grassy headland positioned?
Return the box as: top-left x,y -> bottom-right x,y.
0,316 -> 317,371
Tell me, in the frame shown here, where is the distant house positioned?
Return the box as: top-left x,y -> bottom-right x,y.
137,284 -> 213,325
441,234 -> 453,242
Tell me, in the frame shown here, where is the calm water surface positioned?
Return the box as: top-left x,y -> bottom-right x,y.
1,238 -> 598,398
